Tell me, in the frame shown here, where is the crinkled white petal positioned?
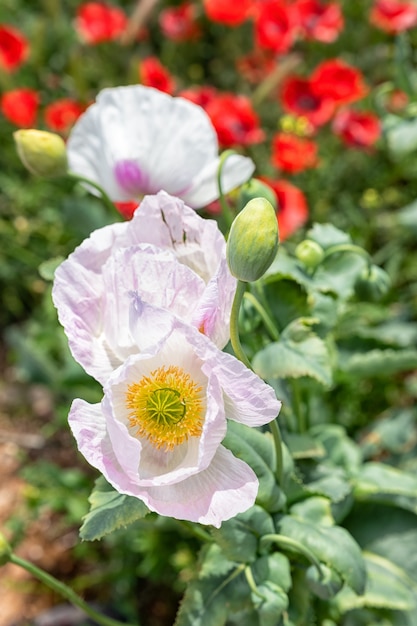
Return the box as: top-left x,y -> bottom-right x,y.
69,398 -> 258,528
68,85 -> 238,205
180,153 -> 255,208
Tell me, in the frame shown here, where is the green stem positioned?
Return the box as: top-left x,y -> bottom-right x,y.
217,150 -> 237,229
9,553 -> 136,626
68,172 -> 119,216
259,534 -> 324,579
322,243 -> 372,269
178,520 -> 213,543
230,280 -> 252,370
269,419 -> 284,487
243,291 -> 280,342
244,566 -> 267,600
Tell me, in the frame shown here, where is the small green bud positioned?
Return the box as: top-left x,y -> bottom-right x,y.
0,533 -> 12,566
355,265 -> 391,301
227,197 -> 279,282
295,240 -> 325,269
237,179 -> 277,212
14,129 -> 68,178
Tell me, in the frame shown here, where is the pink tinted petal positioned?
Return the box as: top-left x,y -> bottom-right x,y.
128,294 -> 176,353
141,445 -> 258,527
192,257 -> 236,348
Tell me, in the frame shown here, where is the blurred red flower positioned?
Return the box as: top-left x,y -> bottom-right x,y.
44,99 -> 85,133
178,85 -> 218,109
159,2 -> 201,42
75,2 -> 127,44
254,1 -> 297,53
332,109 -> 381,148
281,76 -> 335,127
271,132 -> 318,174
139,57 -> 176,94
203,0 -> 253,26
1,88 -> 39,127
294,0 -> 344,42
236,49 -> 276,84
311,58 -> 368,106
0,24 -> 29,72
114,201 -> 139,220
370,0 -> 417,33
261,177 -> 309,241
205,93 -> 265,147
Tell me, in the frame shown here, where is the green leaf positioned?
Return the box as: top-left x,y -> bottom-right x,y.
174,552 -> 249,626
252,553 -> 292,592
353,462 -> 417,514
222,420 -> 285,512
79,476 -> 150,541
276,515 -> 366,594
289,496 -> 335,527
210,505 -> 275,564
306,223 -> 352,250
338,348 -> 417,377
285,432 -> 326,460
252,581 -> 289,626
333,552 -> 417,613
38,256 -> 65,281
253,324 -> 333,387
310,424 -> 363,474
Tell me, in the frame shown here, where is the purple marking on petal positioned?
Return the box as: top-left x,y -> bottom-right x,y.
114,159 -> 149,196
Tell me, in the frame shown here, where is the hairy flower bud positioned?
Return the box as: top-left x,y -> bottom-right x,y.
14,129 -> 68,178
355,265 -> 391,301
0,533 -> 12,566
295,239 -> 325,269
227,197 -> 279,282
237,178 -> 277,212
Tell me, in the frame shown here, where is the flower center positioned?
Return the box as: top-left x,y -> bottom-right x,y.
126,365 -> 204,450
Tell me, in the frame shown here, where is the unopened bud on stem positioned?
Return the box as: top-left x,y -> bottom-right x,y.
227,197 -> 279,282
14,129 -> 68,178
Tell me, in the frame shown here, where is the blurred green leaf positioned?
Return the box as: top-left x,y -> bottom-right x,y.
353,462 -> 417,514
338,348 -> 417,377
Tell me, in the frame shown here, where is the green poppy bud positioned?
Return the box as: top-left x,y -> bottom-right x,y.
295,239 -> 325,269
227,197 -> 279,282
0,533 -> 12,566
237,178 -> 277,212
355,265 -> 391,301
14,129 -> 68,178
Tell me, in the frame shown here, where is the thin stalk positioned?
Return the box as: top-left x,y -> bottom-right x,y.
244,566 -> 267,600
10,553 -> 136,626
68,172 -> 119,216
322,243 -> 372,270
243,291 -> 280,342
259,534 -> 324,579
230,280 -> 252,370
216,150 -> 236,229
178,520 -> 213,543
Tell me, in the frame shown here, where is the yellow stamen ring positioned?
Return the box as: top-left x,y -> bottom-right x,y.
126,365 -> 204,450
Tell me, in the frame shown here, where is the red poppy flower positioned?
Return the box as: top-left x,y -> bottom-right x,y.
139,57 -> 176,94
281,76 -> 335,128
332,109 -> 381,148
205,93 -> 265,148
178,85 -> 218,109
271,132 -> 318,174
44,98 -> 85,133
294,0 -> 344,43
75,2 -> 127,44
0,24 -> 29,72
261,177 -> 309,241
254,1 -> 297,53
159,2 -> 201,42
1,88 -> 39,127
311,58 -> 368,106
370,0 -> 417,33
114,201 -> 139,220
203,0 -> 253,26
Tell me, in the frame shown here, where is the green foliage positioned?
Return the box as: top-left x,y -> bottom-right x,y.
80,476 -> 150,541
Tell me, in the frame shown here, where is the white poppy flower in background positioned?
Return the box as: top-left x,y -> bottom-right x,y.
67,85 -> 255,209
68,303 -> 281,527
52,191 -> 237,384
